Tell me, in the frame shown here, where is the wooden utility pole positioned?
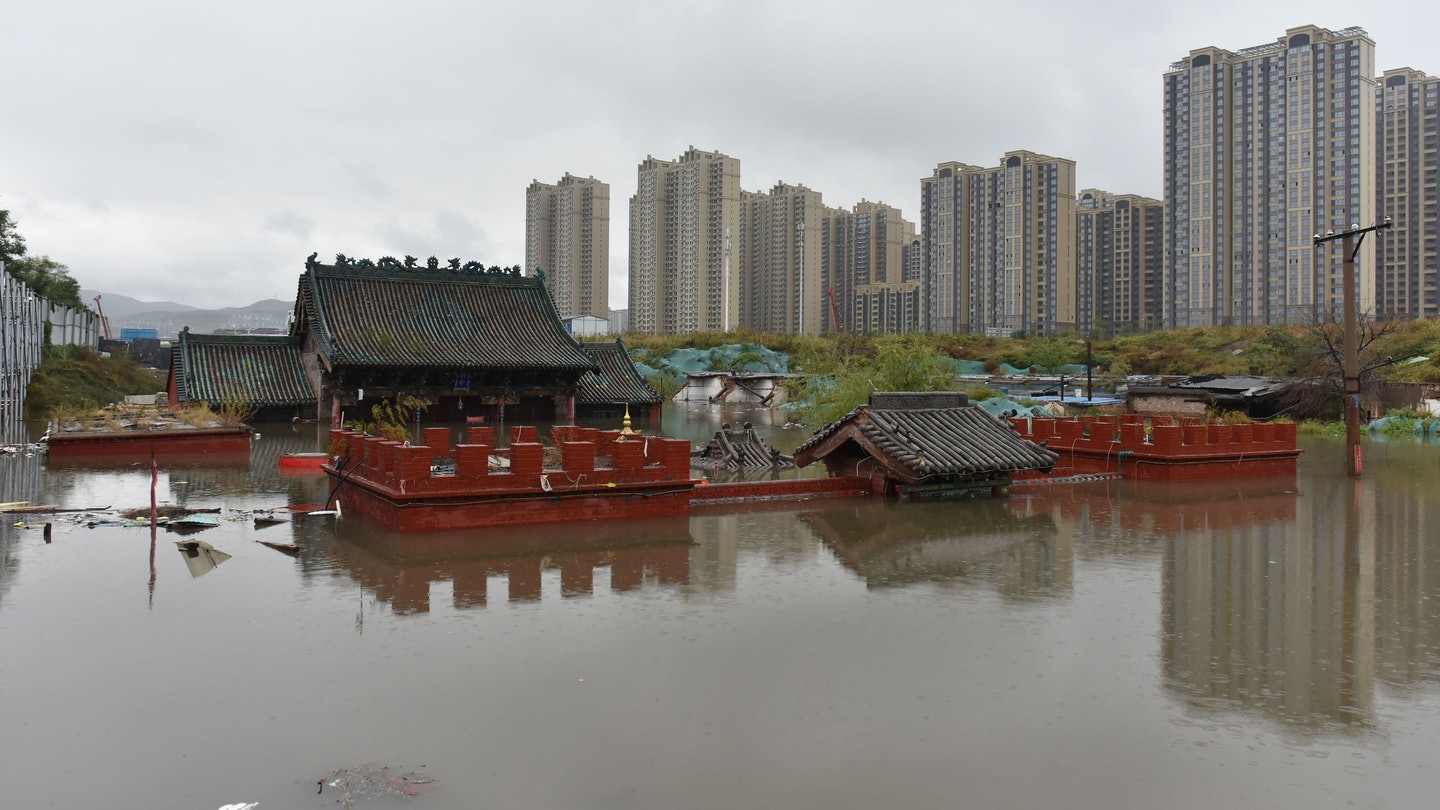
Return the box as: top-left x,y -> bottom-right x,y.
1312,217 -> 1392,477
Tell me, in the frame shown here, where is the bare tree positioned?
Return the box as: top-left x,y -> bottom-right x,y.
1271,304 -> 1401,420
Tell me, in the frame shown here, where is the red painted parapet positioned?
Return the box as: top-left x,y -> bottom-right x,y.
454,444 -> 491,479
43,426 -> 252,462
509,442 -> 544,485
1007,416 -> 1301,482
325,425 -> 703,531
561,441 -> 596,474
423,427 -> 451,455
467,424 -> 495,447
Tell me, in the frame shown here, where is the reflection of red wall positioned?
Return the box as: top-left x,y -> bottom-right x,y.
327,539 -> 692,613
323,516 -> 693,613
1012,478 -> 1297,536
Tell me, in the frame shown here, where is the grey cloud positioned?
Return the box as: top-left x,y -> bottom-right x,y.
262,210 -> 315,240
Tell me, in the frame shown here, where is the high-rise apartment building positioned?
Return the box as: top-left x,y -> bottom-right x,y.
921,151 -> 1077,336
627,147 -> 741,334
819,200 -> 916,334
1377,68 -> 1440,320
735,182 -> 824,334
524,173 -> 610,319
1163,25 -> 1377,328
1076,189 -> 1166,335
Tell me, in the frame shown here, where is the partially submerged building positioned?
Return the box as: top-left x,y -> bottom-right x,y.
575,338 -> 664,421
295,258 -> 599,425
793,392 -> 1058,500
167,329 -> 314,421
1126,375 -> 1297,420
673,372 -> 789,405
165,258 -> 683,426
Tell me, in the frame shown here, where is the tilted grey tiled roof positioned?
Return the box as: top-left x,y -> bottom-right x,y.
795,404 -> 1058,477
297,263 -> 597,372
170,331 -> 314,407
577,339 -> 662,405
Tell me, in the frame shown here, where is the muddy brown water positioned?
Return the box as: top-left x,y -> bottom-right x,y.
2,407 -> 1438,809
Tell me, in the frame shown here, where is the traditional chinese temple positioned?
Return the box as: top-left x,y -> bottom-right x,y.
168,256 -> 666,426
793,392 -> 1060,500
294,256 -> 598,424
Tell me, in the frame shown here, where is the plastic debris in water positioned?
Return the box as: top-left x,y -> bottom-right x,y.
320,763 -> 435,801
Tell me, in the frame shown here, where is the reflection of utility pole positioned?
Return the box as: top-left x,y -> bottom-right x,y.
1313,217 -> 1392,477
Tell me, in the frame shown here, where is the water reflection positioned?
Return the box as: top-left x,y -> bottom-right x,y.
317,516 -> 695,614
5,415 -> 1440,808
1012,455 -> 1440,734
803,499 -> 1069,598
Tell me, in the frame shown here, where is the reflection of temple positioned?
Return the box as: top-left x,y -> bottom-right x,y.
318,517 -> 694,614
802,499 -> 1070,598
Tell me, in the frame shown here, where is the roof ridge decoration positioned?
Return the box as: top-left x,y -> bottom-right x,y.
305,251 -> 527,281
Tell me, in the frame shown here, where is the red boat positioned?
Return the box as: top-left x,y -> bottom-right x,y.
278,452 -> 329,475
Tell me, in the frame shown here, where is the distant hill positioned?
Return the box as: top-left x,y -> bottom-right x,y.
83,290 -> 293,339
81,290 -> 199,318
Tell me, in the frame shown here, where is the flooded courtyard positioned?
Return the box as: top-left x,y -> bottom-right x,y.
2,406 -> 1438,809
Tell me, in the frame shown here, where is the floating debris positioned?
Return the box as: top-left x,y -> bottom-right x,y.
174,539 -> 232,577
166,514 -> 221,534
692,422 -> 794,471
320,763 -> 435,803
256,539 -> 300,556
254,513 -> 290,528
121,505 -> 219,521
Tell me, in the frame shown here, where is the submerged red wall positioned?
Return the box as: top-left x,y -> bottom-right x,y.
1008,415 -> 1300,482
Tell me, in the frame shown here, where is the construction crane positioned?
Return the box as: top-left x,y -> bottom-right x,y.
827,288 -> 841,334
93,294 -> 111,340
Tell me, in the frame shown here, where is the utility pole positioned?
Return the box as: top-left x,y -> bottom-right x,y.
1312,216 -> 1392,477
723,227 -> 731,332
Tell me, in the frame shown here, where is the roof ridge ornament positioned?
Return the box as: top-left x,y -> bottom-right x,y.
307,254 -> 528,279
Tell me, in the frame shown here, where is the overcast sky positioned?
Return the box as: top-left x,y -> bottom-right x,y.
3,2 -> 1436,311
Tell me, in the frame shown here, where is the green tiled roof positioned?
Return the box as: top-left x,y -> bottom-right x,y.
298,263 -> 597,372
577,339 -> 663,405
170,331 -> 314,407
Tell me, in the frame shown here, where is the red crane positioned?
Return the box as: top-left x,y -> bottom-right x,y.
827,288 -> 841,333
93,294 -> 111,340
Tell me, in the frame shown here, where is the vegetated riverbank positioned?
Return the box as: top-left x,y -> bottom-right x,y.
622,321 -> 1440,428
23,345 -> 166,421
23,322 -> 1439,435
622,321 -> 1440,382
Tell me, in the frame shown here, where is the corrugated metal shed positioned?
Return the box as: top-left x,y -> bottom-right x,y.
795,398 -> 1058,481
297,263 -> 597,372
170,330 -> 314,407
576,339 -> 662,405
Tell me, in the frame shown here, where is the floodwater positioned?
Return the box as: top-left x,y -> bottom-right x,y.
2,407 -> 1439,810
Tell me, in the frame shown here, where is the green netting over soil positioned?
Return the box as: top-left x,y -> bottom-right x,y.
630,344 -> 790,379
975,397 -> 1051,418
